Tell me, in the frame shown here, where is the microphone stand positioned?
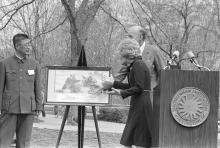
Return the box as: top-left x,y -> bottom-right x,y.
163,60 -> 172,70
164,59 -> 181,70
190,59 -> 210,71
163,65 -> 170,70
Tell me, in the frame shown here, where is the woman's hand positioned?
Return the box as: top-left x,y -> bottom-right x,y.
102,81 -> 113,90
106,88 -> 121,95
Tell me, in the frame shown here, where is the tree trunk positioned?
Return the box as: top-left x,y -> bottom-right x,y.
70,24 -> 82,65
61,0 -> 105,123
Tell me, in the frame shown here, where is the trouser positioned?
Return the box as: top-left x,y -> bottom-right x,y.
150,80 -> 157,108
0,113 -> 35,148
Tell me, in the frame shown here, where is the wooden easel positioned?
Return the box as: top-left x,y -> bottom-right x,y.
55,47 -> 101,148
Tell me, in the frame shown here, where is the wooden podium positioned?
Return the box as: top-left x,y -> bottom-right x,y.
152,70 -> 219,148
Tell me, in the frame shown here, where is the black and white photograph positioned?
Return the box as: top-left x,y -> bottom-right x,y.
46,67 -> 111,105
1,0 -> 220,148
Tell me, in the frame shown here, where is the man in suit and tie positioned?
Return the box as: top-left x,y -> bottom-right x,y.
114,26 -> 165,104
0,33 -> 42,148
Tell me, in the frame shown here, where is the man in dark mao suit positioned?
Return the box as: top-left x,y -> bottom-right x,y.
0,33 -> 42,148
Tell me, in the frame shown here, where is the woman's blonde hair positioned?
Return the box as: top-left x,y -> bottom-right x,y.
118,38 -> 141,59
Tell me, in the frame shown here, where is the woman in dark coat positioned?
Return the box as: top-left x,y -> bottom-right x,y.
104,38 -> 153,148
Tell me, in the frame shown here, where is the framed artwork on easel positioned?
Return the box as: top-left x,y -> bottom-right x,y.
45,66 -> 111,106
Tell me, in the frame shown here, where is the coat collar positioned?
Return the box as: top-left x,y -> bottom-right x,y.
128,56 -> 142,70
14,54 -> 27,63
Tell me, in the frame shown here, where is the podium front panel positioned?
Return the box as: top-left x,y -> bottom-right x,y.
153,70 -> 219,148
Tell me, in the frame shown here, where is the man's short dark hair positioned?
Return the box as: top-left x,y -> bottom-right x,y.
13,33 -> 29,48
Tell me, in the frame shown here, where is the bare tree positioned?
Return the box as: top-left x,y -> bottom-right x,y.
1,0 -> 106,66
0,0 -> 67,63
0,0 -> 36,30
61,0 -> 105,65
129,0 -> 204,59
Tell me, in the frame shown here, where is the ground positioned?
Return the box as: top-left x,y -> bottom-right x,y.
31,128 -> 122,148
30,114 -> 124,148
28,114 -> 220,148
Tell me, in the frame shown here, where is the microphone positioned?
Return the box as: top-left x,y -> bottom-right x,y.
186,51 -> 210,71
164,50 -> 180,69
186,51 -> 199,66
172,50 -> 180,60
168,50 -> 180,65
186,51 -> 204,70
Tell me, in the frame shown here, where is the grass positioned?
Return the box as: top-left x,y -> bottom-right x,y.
29,127 -> 220,148
31,127 -> 122,148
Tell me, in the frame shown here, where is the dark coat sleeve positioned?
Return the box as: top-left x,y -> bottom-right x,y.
0,61 -> 5,111
120,61 -> 146,99
113,81 -> 130,89
34,62 -> 43,111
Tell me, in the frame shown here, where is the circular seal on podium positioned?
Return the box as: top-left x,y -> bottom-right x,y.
171,87 -> 210,127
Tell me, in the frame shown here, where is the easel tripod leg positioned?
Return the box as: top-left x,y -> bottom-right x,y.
92,106 -> 101,148
56,105 -> 70,148
78,106 -> 86,148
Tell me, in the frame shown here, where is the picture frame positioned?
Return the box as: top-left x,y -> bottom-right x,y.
45,66 -> 111,106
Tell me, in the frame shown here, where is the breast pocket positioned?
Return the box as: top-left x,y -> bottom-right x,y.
6,70 -> 16,81
26,74 -> 35,82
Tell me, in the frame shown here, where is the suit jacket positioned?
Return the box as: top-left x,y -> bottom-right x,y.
142,44 -> 165,88
114,43 -> 165,88
0,55 -> 42,114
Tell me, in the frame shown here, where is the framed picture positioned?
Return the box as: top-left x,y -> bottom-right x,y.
45,66 -> 111,106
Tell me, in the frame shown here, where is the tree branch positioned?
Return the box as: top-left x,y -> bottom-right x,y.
214,0 -> 220,30
90,0 -> 106,10
9,17 -> 27,34
77,0 -> 89,16
0,1 -> 20,21
134,0 -> 169,39
33,17 -> 67,39
0,0 -> 36,30
129,0 -> 144,27
0,0 -> 19,9
194,24 -> 220,39
196,50 -> 219,57
132,0 -> 169,55
147,20 -> 170,56
61,0 -> 75,23
18,7 -> 31,35
100,6 -> 127,33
